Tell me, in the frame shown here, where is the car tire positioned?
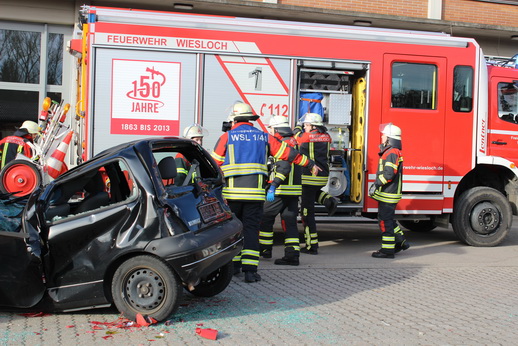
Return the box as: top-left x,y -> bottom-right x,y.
187,261 -> 233,297
399,220 -> 436,232
111,255 -> 182,322
0,160 -> 41,198
452,187 -> 512,247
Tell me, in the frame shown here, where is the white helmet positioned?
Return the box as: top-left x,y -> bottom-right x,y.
228,102 -> 255,121
20,120 -> 40,134
183,124 -> 205,139
300,112 -> 323,126
380,123 -> 401,140
269,115 -> 290,128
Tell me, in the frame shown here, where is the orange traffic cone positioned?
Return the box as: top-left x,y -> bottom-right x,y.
46,131 -> 73,179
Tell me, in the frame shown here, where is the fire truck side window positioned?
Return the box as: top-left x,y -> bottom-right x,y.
498,82 -> 518,124
391,62 -> 437,110
452,66 -> 473,112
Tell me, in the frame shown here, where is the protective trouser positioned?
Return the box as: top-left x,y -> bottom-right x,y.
377,201 -> 399,255
301,184 -> 323,250
228,201 -> 264,272
259,195 -> 300,258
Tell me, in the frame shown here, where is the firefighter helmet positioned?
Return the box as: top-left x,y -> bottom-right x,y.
228,102 -> 256,121
268,115 -> 290,128
300,112 -> 323,126
183,124 -> 205,139
20,120 -> 40,134
380,123 -> 401,140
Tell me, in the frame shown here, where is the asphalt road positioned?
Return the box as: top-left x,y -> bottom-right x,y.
2,219 -> 518,345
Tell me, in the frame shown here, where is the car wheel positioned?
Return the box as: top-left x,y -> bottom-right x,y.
111,255 -> 182,322
0,160 -> 41,198
452,187 -> 512,247
188,261 -> 233,297
399,220 -> 436,232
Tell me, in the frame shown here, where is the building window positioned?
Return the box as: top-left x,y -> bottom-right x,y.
453,66 -> 473,112
0,23 -> 69,138
48,33 -> 63,86
0,29 -> 41,83
391,62 -> 437,110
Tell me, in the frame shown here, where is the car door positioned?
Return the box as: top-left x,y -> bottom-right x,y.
487,77 -> 518,163
0,229 -> 45,308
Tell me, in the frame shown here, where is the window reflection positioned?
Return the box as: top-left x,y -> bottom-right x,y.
47,33 -> 63,85
498,82 -> 518,124
391,62 -> 437,110
0,29 -> 41,83
453,66 -> 473,112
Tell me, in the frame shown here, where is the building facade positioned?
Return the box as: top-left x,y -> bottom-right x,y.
0,0 -> 517,137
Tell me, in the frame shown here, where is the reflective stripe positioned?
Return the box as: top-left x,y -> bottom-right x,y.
242,249 -> 260,256
211,151 -> 225,162
222,163 -> 268,176
302,175 -> 328,185
241,259 -> 259,266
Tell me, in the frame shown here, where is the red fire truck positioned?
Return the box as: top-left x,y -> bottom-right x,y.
68,5 -> 518,246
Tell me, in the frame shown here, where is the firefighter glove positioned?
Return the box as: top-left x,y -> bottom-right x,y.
266,186 -> 276,202
368,184 -> 377,197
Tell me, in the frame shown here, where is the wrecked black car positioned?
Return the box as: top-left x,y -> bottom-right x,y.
0,138 -> 243,321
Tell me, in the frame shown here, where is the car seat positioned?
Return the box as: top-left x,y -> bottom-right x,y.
75,171 -> 110,214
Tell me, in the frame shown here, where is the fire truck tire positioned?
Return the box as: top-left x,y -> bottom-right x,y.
452,187 -> 512,247
111,255 -> 182,322
187,261 -> 233,297
399,220 -> 436,232
0,160 -> 41,198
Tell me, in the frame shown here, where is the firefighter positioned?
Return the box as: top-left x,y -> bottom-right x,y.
259,115 -> 303,266
295,113 -> 332,255
212,103 -> 319,282
369,123 -> 409,258
175,124 -> 205,185
0,120 -> 40,169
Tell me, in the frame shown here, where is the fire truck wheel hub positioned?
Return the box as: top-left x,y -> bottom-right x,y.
470,202 -> 500,235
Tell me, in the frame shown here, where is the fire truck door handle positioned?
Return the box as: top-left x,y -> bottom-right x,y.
491,141 -> 507,145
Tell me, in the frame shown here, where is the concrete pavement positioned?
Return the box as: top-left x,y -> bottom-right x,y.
2,220 -> 518,345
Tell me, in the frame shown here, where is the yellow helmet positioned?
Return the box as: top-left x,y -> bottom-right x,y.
300,113 -> 323,126
20,120 -> 40,134
183,124 -> 205,139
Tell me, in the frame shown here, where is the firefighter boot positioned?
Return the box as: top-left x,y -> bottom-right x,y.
244,271 -> 262,283
274,247 -> 300,266
324,196 -> 338,216
372,250 -> 395,259
260,246 -> 272,259
300,247 -> 318,255
394,233 -> 410,253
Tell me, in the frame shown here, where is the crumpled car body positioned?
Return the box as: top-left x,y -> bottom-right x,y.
0,138 -> 243,321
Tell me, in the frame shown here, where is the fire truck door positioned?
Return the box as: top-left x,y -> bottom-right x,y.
487,77 -> 518,164
383,54 -> 447,193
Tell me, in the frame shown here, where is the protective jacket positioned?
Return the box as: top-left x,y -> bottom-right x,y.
271,131 -> 302,196
0,129 -> 34,169
371,141 -> 403,204
212,122 -> 314,201
295,128 -> 331,186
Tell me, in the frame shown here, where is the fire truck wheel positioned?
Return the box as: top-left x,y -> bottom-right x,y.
0,160 -> 41,198
111,255 -> 182,322
399,220 -> 436,232
452,187 -> 512,247
187,261 -> 233,297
